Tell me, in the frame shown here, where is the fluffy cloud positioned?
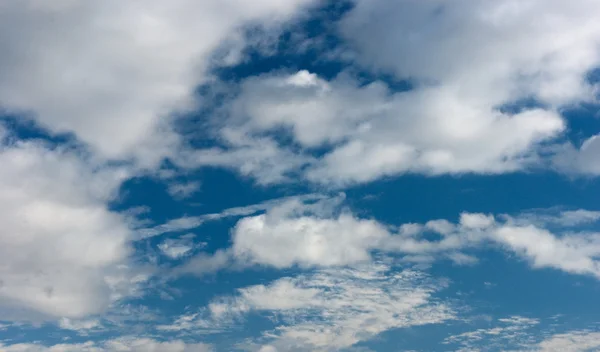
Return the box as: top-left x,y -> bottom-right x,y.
0,338 -> 213,352
187,0 -> 600,184
535,331 -> 600,352
166,262 -> 454,351
339,0 -> 600,178
493,225 -> 600,277
193,70 -> 564,185
0,136 -> 141,320
554,134 -> 600,175
0,0 -> 320,324
177,196 -> 600,280
342,0 -> 600,106
0,0 -> 316,166
158,235 -> 199,260
231,198 -> 389,268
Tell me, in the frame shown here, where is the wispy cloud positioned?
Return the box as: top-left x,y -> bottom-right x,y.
164,261 -> 455,351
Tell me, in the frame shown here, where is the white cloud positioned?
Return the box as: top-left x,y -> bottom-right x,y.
447,317 -> 600,352
196,70 -> 564,185
175,196 -> 600,280
158,235 -> 201,260
58,317 -> 102,333
0,338 -> 213,352
231,204 -> 389,268
339,0 -> 600,178
513,208 -> 600,228
0,138 -> 144,321
168,262 -> 454,351
445,315 -> 540,350
535,330 -> 600,352
0,0 -> 316,166
186,0 -> 600,184
174,250 -> 232,277
167,181 -> 201,200
460,213 -> 496,230
556,209 -> 600,226
136,194 -> 327,240
492,225 -> 600,277
554,134 -> 600,175
0,0 -> 322,325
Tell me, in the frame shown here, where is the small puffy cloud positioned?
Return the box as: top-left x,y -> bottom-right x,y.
460,213 -> 496,229
167,181 -> 201,200
158,236 -> 202,260
231,210 -> 389,268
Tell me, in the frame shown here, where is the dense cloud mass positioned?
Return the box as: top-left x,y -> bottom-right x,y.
0,135 -> 134,319
0,0 -> 315,166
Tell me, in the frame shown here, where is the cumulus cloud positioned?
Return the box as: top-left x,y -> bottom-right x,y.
492,225 -> 600,277
0,0 -> 316,166
174,196 -> 600,280
535,330 -> 600,352
342,0 -> 600,106
554,134 -> 600,175
185,0 -> 600,184
165,262 -> 454,351
0,337 -> 213,352
0,0 -> 322,325
191,70 -> 564,185
158,235 -> 202,260
0,137 -> 144,320
231,202 -> 389,268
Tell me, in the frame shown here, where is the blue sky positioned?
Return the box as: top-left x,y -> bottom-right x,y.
1,0 -> 600,351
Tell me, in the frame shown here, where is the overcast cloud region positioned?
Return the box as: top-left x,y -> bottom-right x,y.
1,0 -> 600,351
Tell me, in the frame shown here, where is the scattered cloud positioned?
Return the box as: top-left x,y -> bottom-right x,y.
0,338 -> 213,352
445,316 -> 540,350
535,330 -> 600,352
175,197 -> 600,280
58,318 -> 102,334
166,262 -> 454,351
136,194 -> 327,239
